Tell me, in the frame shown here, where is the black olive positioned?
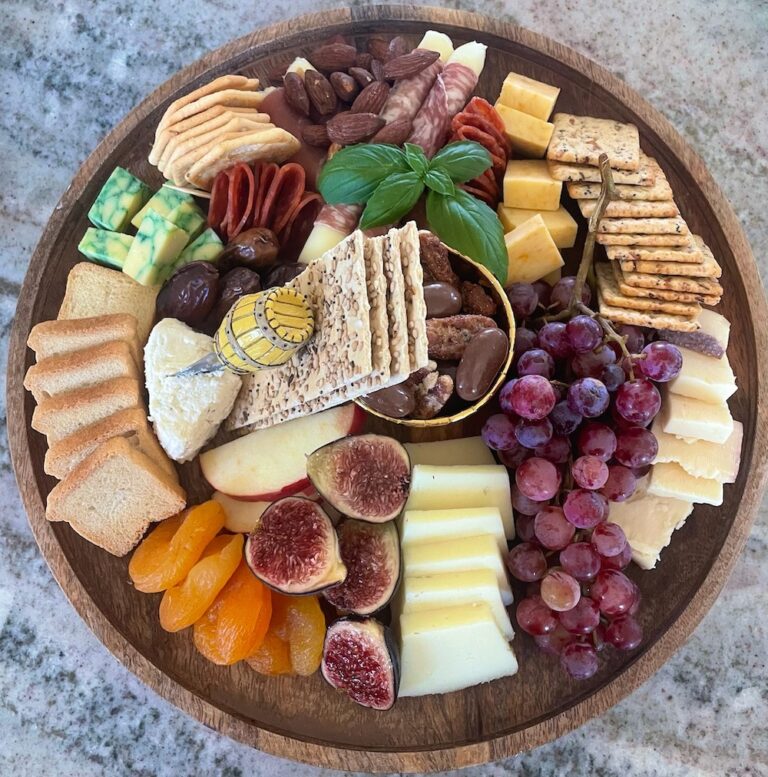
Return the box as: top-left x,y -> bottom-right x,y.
264,262 -> 304,288
156,261 -> 220,327
218,227 -> 280,272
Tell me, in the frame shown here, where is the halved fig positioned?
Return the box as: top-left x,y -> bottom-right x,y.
244,497 -> 346,595
321,618 -> 399,710
324,520 -> 401,615
307,434 -> 411,523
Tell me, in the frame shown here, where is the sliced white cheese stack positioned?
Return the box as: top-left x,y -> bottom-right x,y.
401,507 -> 507,553
404,436 -> 494,467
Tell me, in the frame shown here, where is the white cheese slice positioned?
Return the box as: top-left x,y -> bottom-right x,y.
400,507 -> 507,553
647,462 -> 723,506
404,436 -> 495,466
403,534 -> 513,604
608,493 -> 693,570
398,570 -> 514,640
417,30 -> 454,62
406,464 -> 514,539
696,308 -> 731,349
660,392 -> 733,444
447,41 -> 486,77
652,417 -> 742,483
298,222 -> 348,264
668,346 -> 737,404
399,603 -> 517,697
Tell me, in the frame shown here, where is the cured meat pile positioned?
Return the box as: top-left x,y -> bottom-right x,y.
450,97 -> 511,207
208,161 -> 322,245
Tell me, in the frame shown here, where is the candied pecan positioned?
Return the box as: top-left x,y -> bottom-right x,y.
419,232 -> 459,287
426,314 -> 497,360
404,361 -> 437,389
461,280 -> 497,317
412,374 -> 454,420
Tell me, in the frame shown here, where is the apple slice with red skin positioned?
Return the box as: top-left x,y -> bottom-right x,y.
213,487 -> 320,533
200,404 -> 364,501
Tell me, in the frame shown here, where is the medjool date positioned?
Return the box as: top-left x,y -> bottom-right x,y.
264,262 -> 305,288
156,261 -> 219,327
219,227 -> 279,273
209,267 -> 262,325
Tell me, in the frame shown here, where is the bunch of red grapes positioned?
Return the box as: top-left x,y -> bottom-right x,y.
483,275 -> 683,680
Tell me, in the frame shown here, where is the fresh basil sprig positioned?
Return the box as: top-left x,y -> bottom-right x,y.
317,141 -> 508,284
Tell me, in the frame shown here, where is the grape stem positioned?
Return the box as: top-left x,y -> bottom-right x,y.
574,301 -> 636,381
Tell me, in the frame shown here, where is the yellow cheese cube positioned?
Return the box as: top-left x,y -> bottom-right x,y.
495,103 -> 554,158
543,267 -> 563,285
503,160 -> 562,211
498,204 -> 577,247
504,214 -> 564,286
498,72 -> 560,121
123,210 -> 188,287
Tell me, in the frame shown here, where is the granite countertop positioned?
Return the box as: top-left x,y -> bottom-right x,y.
1,2 -> 766,775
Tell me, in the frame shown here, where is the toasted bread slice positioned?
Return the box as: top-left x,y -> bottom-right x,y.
32,377 -> 142,443
58,263 -> 158,344
46,437 -> 186,557
24,340 -> 139,403
44,407 -> 177,481
27,314 -> 140,364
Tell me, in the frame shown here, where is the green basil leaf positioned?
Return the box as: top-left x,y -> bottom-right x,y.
424,168 -> 456,197
403,143 -> 429,176
317,144 -> 409,204
359,172 -> 424,230
429,141 -> 493,183
425,188 -> 508,284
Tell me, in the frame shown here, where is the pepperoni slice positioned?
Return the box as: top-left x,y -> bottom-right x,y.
261,163 -> 307,237
464,97 -> 509,151
460,182 -> 496,207
451,112 -> 508,159
280,192 -> 322,260
207,171 -> 230,236
225,163 -> 256,241
252,163 -> 279,229
453,124 -> 506,180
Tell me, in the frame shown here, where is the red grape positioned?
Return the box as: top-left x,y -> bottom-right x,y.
516,457 -> 561,501
617,324 -> 645,353
572,455 -> 609,490
561,642 -> 598,679
513,328 -> 538,363
517,348 -> 555,378
615,379 -> 661,425
507,283 -> 538,319
534,435 -> 571,464
512,484 -> 547,516
637,341 -> 683,382
481,413 -> 517,450
540,570 -> 581,611
538,321 -> 572,358
550,400 -> 582,436
578,422 -> 617,461
510,375 -> 557,420
592,622 -> 608,652
601,363 -> 626,392
515,416 -> 554,448
590,569 -> 636,616
563,489 -> 607,528
571,344 -> 616,378
515,513 -> 537,543
615,427 -> 658,468
591,522 -> 628,557
506,542 -> 547,582
534,506 -> 575,550
567,377 -> 610,418
498,378 -> 518,415
560,542 -> 601,580
566,315 -> 603,353
628,582 -> 641,616
534,624 -> 575,656
516,596 -> 557,635
605,614 -> 643,650
601,541 -> 632,570
532,280 -> 552,308
601,464 -> 637,502
497,445 -> 530,469
558,596 -> 600,634
551,276 -> 591,311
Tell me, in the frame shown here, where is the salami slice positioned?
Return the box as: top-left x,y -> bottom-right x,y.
316,202 -> 363,233
380,54 -> 443,125
407,61 -> 478,157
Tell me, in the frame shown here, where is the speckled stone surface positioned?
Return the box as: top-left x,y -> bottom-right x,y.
1,2 -> 767,775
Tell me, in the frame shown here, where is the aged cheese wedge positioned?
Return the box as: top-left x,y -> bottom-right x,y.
647,462 -> 723,506
652,417 -> 742,483
667,346 -> 737,404
78,228 -> 133,270
398,570 -> 514,640
400,507 -> 507,553
88,166 -> 152,233
497,204 -> 578,248
504,214 -> 564,286
660,392 -> 733,444
406,464 -> 513,538
495,103 -> 554,158
403,534 -> 513,604
503,160 -> 562,211
404,436 -> 494,466
122,210 -> 188,287
608,493 -> 693,570
497,71 -> 560,121
398,604 -> 518,697
132,185 -> 198,229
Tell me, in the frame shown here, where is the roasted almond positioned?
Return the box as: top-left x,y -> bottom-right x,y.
304,70 -> 337,116
330,71 -> 359,103
355,51 -> 374,70
370,58 -> 385,82
310,42 -> 357,72
351,81 -> 390,114
349,67 -> 375,88
372,117 -> 412,145
283,72 -> 310,116
386,36 -> 409,61
383,49 -> 440,80
302,124 -> 331,148
367,36 -> 390,61
326,112 -> 385,145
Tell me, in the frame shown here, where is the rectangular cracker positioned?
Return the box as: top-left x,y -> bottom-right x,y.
548,151 -> 656,185
620,267 -> 723,296
547,114 -> 640,171
597,232 -> 693,247
567,160 -> 673,201
619,238 -> 721,277
597,292 -> 699,332
226,232 -> 372,430
595,263 -> 700,316
380,231 -> 412,387
597,216 -> 689,236
580,199 -> 679,219
605,242 -> 703,264
612,263 -> 720,305
397,221 -> 429,372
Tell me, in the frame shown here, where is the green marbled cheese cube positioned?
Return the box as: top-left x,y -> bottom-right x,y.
78,227 -> 133,269
176,228 -> 224,265
123,210 -> 188,286
165,201 -> 207,242
87,166 -> 151,232
131,185 -> 196,229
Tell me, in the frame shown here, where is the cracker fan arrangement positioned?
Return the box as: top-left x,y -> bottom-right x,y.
23,29 -> 744,707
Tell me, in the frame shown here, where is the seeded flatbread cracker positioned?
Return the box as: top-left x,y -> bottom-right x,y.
620,267 -> 723,296
547,114 -> 640,171
596,216 -> 689,236
567,162 -> 673,201
580,199 -> 679,219
548,151 -> 656,185
597,232 -> 693,247
611,262 -> 720,305
605,242 -> 703,264
597,291 -> 699,332
619,239 -> 721,277
595,262 -> 700,316
398,221 -> 429,372
185,127 -> 301,190
380,232 -> 411,387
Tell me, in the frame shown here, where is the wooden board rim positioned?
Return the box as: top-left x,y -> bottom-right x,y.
6,5 -> 768,771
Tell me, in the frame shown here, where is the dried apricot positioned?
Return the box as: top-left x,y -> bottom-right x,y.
193,560 -> 272,665
247,632 -> 292,675
285,595 -> 325,676
159,533 -> 243,632
129,501 -> 226,593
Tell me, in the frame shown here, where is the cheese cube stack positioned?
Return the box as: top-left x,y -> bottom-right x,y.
88,166 -> 152,233
498,204 -> 578,249
503,161 -> 562,211
503,214 -> 565,286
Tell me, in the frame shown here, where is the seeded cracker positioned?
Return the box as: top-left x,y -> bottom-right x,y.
619,236 -> 721,277
226,232 -> 372,431
548,151 -> 656,185
605,242 -> 704,264
597,232 -> 692,247
596,216 -> 689,236
619,265 -> 723,296
397,221 -> 429,372
611,262 -> 720,305
381,231 -> 412,386
567,160 -> 673,201
597,291 -> 699,332
580,199 -> 680,219
547,114 -> 640,171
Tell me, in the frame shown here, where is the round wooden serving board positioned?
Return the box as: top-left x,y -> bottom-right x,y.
7,5 -> 768,772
